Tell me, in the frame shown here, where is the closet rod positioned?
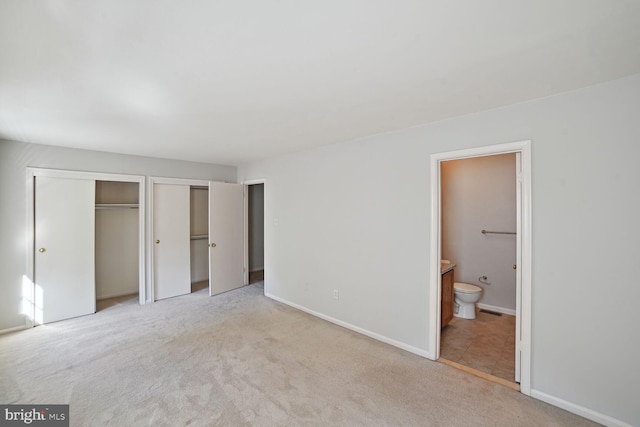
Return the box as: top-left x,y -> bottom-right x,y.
481,229 -> 516,235
95,203 -> 139,210
190,234 -> 208,240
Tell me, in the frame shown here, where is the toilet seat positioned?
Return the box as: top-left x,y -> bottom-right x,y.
454,282 -> 482,293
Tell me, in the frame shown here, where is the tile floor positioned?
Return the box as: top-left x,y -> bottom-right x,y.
440,309 -> 516,382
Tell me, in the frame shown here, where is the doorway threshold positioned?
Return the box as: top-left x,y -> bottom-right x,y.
438,357 -> 520,391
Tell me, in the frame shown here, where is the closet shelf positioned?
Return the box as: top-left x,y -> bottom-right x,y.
190,234 -> 208,240
95,203 -> 139,210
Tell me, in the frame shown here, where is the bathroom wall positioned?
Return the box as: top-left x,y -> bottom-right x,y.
441,154 -> 517,313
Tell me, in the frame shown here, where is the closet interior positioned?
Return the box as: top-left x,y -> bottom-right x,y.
95,180 -> 140,309
190,186 -> 209,293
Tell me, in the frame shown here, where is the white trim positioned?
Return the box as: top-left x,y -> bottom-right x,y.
514,151 -> 522,383
428,140 -> 532,396
520,141 -> 533,396
25,169 -> 36,329
265,292 -> 431,359
531,390 -> 633,427
151,176 -> 210,186
146,177 -> 154,302
137,177 -> 146,305
477,303 -> 516,316
242,178 -> 266,185
0,324 -> 30,336
26,168 -> 147,322
26,167 -> 145,183
243,185 -> 249,285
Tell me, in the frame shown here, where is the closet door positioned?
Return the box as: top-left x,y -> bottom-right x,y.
209,182 -> 245,296
35,176 -> 96,323
154,183 -> 191,300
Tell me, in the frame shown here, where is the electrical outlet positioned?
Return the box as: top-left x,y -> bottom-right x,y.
332,289 -> 339,300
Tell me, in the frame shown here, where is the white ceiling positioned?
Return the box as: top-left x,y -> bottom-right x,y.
1,1 -> 639,166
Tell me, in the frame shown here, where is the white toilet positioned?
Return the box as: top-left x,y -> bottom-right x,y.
453,282 -> 483,319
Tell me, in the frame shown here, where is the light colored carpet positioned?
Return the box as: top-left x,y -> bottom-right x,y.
0,283 -> 594,426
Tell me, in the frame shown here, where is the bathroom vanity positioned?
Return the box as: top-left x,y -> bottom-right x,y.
441,263 -> 455,328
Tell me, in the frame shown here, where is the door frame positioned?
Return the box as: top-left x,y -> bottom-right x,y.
148,176 -> 208,302
428,140 -> 532,395
242,179 -> 266,287
26,167 -> 146,327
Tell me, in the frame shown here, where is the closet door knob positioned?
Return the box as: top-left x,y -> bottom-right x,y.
38,248 -> 46,253
210,243 -> 216,248
155,240 -> 160,244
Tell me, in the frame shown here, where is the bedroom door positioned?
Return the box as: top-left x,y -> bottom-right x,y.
35,176 -> 96,323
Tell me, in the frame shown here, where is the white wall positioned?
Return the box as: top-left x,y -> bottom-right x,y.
238,74 -> 640,425
248,183 -> 264,271
442,154 -> 516,312
0,140 -> 236,331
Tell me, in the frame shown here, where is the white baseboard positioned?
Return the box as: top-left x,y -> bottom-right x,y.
0,324 -> 29,336
477,303 -> 516,316
264,292 -> 431,359
531,389 -> 632,427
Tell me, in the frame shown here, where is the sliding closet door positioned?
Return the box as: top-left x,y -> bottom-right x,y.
35,176 -> 96,323
153,183 -> 191,300
209,182 -> 245,296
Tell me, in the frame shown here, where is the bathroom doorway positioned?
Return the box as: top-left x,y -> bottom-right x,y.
428,141 -> 532,395
440,153 -> 517,384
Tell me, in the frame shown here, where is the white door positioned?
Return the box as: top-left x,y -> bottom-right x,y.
209,182 -> 245,296
35,176 -> 96,323
154,183 -> 191,300
515,152 -> 522,383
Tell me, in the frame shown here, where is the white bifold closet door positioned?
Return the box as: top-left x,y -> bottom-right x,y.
154,183 -> 191,300
209,182 -> 245,296
35,176 -> 96,323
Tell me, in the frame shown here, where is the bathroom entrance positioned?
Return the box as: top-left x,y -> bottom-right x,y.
428,141 -> 532,395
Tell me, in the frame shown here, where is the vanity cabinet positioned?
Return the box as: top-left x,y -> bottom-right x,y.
441,269 -> 454,327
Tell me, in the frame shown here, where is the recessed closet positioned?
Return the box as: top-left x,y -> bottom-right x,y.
151,178 -> 245,301
30,169 -> 145,324
95,181 -> 140,304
